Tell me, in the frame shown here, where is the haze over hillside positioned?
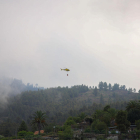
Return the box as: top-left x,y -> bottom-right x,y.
0,79 -> 140,124
0,76 -> 139,105
0,77 -> 44,103
0,78 -> 140,137
0,76 -> 139,104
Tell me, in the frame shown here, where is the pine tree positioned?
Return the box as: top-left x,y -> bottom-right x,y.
103,82 -> 108,91
109,83 -> 112,90
93,87 -> 98,96
100,94 -> 104,105
18,121 -> 28,132
98,81 -> 103,90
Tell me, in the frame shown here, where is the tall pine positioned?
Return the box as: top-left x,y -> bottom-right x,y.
100,94 -> 105,105
18,121 -> 28,132
93,86 -> 98,96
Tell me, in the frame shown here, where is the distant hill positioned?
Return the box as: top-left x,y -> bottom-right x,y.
0,82 -> 140,125
0,77 -> 44,97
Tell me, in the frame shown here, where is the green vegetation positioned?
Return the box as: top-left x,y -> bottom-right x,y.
115,110 -> 130,133
31,110 -> 47,135
18,120 -> 28,132
58,126 -> 73,140
18,130 -> 33,137
0,81 -> 140,139
126,100 -> 140,123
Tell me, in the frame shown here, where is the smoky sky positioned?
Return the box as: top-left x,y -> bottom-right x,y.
0,0 -> 140,90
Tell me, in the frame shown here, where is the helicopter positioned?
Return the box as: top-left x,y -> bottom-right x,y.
61,68 -> 70,76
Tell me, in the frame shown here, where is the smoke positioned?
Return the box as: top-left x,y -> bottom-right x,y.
0,77 -> 25,104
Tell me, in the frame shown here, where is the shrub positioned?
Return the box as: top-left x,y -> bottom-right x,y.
127,135 -> 132,139
64,120 -> 76,126
97,135 -> 105,140
58,126 -> 73,140
47,132 -> 55,136
11,136 -> 16,139
18,131 -> 34,138
41,133 -> 47,136
18,130 -> 27,137
26,131 -> 34,136
0,138 -> 9,140
136,129 -> 140,135
0,135 -> 4,139
84,126 -> 91,133
96,121 -> 107,132
94,129 -> 100,134
111,130 -> 116,134
136,120 -> 140,130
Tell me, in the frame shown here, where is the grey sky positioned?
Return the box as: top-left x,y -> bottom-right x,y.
0,0 -> 140,90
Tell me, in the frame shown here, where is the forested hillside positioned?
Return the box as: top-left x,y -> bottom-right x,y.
0,81 -> 140,137
0,81 -> 140,126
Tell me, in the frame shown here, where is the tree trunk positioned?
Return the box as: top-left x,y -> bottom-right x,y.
38,123 -> 41,135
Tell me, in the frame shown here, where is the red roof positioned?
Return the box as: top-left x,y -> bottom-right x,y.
34,130 -> 44,135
